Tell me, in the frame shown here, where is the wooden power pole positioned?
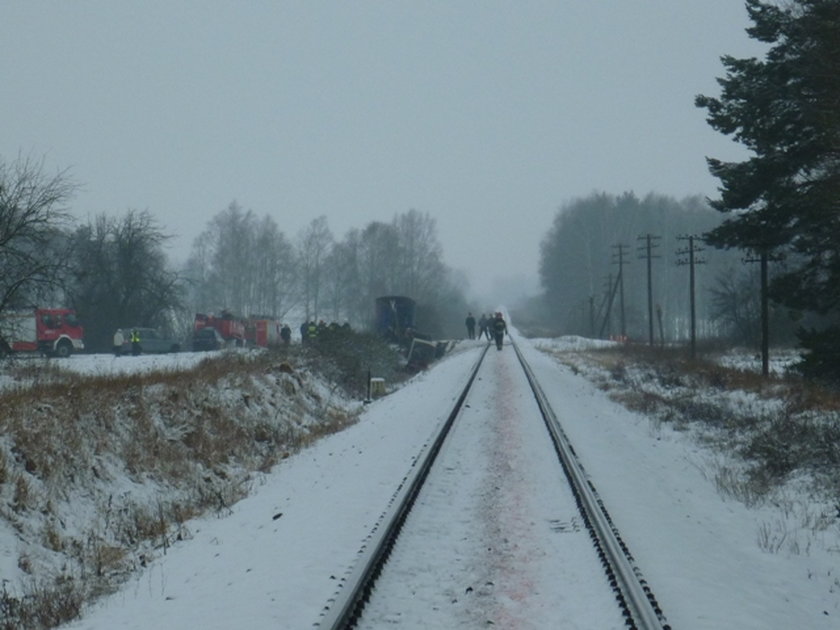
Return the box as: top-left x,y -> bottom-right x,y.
611,243 -> 629,339
676,235 -> 705,360
638,234 -> 661,346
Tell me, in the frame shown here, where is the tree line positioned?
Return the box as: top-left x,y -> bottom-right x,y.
536,191 -> 799,346
0,157 -> 467,352
537,0 -> 840,382
182,203 -> 468,340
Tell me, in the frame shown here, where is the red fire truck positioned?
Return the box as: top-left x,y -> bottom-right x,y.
194,312 -> 283,349
194,312 -> 245,346
0,308 -> 85,358
245,318 -> 282,348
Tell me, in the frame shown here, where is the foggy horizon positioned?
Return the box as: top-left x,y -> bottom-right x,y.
2,2 -> 766,303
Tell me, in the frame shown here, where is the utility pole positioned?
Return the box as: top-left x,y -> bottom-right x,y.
611,244 -> 629,339
676,235 -> 706,360
744,245 -> 780,377
598,273 -> 616,338
637,235 -> 661,346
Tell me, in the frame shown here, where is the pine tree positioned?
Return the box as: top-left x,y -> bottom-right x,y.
696,0 -> 840,380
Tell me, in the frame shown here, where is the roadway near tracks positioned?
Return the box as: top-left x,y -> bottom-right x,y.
319,341 -> 669,629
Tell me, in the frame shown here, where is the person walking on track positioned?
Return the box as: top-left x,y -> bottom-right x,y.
478,314 -> 488,340
491,312 -> 507,350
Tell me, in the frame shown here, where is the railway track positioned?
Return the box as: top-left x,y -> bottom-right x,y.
316,339 -> 671,629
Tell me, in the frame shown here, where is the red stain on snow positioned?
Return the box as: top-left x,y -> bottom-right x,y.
477,354 -> 541,629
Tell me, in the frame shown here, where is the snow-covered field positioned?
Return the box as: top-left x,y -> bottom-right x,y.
63,351 -> 221,376
531,335 -> 802,376
30,333 -> 835,629
0,349 -> 225,394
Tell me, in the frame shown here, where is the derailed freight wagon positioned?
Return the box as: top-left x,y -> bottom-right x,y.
374,296 -> 416,342
374,295 -> 448,369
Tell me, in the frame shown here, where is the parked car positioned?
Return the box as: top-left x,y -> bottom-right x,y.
123,328 -> 181,354
192,327 -> 225,351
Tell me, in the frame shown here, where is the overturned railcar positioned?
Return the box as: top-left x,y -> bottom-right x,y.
374,296 -> 416,342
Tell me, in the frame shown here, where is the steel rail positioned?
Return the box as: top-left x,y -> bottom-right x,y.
512,339 -> 671,630
315,343 -> 490,629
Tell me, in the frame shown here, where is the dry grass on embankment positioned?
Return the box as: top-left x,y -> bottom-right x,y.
546,342 -> 840,520
0,335 -> 407,630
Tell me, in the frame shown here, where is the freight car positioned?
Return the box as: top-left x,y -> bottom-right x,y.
374,295 -> 416,342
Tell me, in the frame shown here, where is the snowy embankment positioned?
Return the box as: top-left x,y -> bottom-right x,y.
0,347 -> 366,628
520,339 -> 840,629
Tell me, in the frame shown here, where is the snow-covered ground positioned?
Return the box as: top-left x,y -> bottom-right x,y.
519,339 -> 839,628
20,334 -> 840,628
0,349 -> 223,393
358,342 -> 626,628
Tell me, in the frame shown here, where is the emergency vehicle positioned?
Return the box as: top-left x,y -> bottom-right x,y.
0,308 -> 85,358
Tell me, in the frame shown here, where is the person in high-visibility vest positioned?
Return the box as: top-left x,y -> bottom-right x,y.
130,329 -> 141,356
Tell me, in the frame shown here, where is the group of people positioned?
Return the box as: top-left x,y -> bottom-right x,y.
300,320 -> 351,343
112,328 -> 140,357
465,312 -> 508,350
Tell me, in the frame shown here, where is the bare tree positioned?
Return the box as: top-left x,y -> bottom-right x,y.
710,267 -> 761,346
332,228 -> 369,326
358,221 -> 399,300
297,216 -> 333,321
322,241 -> 355,323
0,154 -> 76,313
206,202 -> 256,315
186,202 -> 257,316
317,211 -> 461,335
392,209 -> 444,299
183,229 -> 215,314
185,203 -> 298,320
66,210 -> 184,351
252,215 -> 297,318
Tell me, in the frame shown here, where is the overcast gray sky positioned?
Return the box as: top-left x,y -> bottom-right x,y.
2,2 -> 764,301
